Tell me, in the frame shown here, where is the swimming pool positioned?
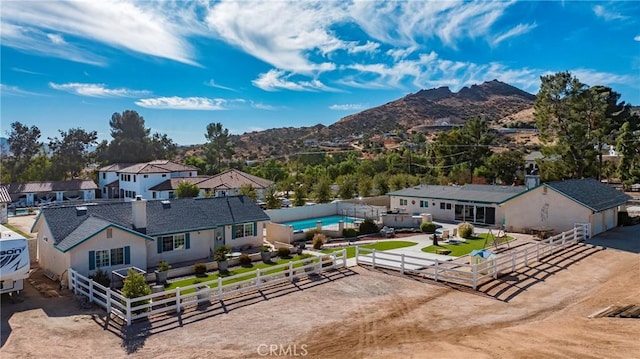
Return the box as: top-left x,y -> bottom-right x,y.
281,215 -> 359,231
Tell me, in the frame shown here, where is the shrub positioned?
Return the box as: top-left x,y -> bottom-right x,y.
420,222 -> 437,234
458,222 -> 474,238
157,260 -> 171,272
321,255 -> 333,267
260,245 -> 272,252
359,219 -> 379,235
214,245 -> 231,262
312,233 -> 327,250
342,228 -> 358,238
305,228 -> 323,241
194,262 -> 207,276
278,247 -> 291,258
122,269 -> 152,312
90,268 -> 111,288
238,253 -> 252,266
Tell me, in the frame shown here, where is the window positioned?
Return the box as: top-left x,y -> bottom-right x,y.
399,199 -> 408,206
90,246 -> 129,270
133,175 -> 136,182
440,202 -> 445,210
144,175 -> 148,178
102,173 -> 106,179
152,192 -> 157,199
419,200 -> 428,208
159,234 -> 186,252
447,203 -> 452,210
106,228 -> 113,238
234,223 -> 254,239
95,249 -> 110,267
103,188 -> 107,194
162,174 -> 167,177
110,248 -> 124,265
168,191 -> 175,199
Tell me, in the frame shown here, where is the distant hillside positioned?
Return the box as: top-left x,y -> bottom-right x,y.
328,79 -> 536,136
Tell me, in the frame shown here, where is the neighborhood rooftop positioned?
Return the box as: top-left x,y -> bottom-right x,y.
388,184 -> 527,204
37,195 -> 270,250
4,180 -> 98,194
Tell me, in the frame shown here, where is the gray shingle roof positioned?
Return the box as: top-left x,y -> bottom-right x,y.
388,184 -> 526,204
40,195 -> 270,249
545,178 -> 631,212
3,180 -> 98,194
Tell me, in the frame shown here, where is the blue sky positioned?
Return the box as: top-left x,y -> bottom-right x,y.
1,1 -> 639,145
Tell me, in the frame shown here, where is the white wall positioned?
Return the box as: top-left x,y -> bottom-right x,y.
265,203 -> 338,223
146,229 -> 210,268
70,227 -> 148,278
389,195 -> 456,222
36,224 -> 69,278
502,186 -> 591,234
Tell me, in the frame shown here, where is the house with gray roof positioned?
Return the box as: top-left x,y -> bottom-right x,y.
387,184 -> 527,226
3,179 -> 98,207
32,195 -> 270,279
501,178 -> 631,237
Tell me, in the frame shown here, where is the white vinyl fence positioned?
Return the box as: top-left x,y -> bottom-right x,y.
69,250 -> 347,326
356,226 -> 587,290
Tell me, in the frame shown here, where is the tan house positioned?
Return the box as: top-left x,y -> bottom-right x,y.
501,178 -> 630,237
31,195 -> 270,279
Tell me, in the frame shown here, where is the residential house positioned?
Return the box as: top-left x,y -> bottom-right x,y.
31,195 -> 270,278
0,186 -> 10,224
387,184 -> 526,226
3,180 -> 98,207
501,178 -> 630,237
98,160 -> 198,200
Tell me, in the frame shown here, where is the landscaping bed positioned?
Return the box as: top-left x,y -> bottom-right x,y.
421,233 -> 514,257
321,240 -> 418,259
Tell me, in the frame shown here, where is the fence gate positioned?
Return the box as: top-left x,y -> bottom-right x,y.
574,223 -> 590,239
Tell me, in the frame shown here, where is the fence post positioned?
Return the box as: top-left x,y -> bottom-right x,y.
218,277 -> 223,299
400,254 -> 405,274
342,248 -> 347,267
89,279 -> 94,303
511,252 -> 516,273
256,269 -> 261,290
106,288 -> 111,313
472,264 -> 477,290
317,257 -> 322,275
562,232 -> 566,249
175,288 -> 181,313
355,246 -> 359,265
126,298 -> 131,326
288,262 -> 294,282
434,259 -> 439,282
372,250 -> 376,269
536,242 -> 540,262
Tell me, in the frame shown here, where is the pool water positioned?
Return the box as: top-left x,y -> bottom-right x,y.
281,215 -> 358,231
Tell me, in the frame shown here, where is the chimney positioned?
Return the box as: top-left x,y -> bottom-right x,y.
525,175 -> 540,190
132,195 -> 147,230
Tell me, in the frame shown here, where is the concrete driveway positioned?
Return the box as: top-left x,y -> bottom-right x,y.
585,225 -> 640,254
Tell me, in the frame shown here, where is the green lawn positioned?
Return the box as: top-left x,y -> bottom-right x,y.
421,233 -> 514,257
3,223 -> 32,238
321,240 -> 418,259
165,255 -> 317,293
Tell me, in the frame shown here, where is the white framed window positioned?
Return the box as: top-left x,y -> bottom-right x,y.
399,199 -> 408,206
110,248 -> 124,265
419,200 -> 428,208
234,223 -> 254,239
95,249 -> 110,267
160,234 -> 186,252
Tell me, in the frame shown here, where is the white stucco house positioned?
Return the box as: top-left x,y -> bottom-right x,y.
501,178 -> 630,237
98,160 -> 198,200
31,195 -> 270,278
0,186 -> 10,224
387,184 -> 527,226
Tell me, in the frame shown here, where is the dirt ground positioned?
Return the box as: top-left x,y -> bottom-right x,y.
2,217 -> 639,358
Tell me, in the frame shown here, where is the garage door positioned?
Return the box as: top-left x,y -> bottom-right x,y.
605,209 -> 616,230
591,213 -> 604,236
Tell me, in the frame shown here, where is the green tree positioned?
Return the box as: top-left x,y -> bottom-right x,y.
313,177 -> 332,203
184,156 -> 207,173
175,181 -> 200,198
459,118 -> 495,183
121,269 -> 152,311
150,133 -> 178,160
103,110 -> 153,163
292,184 -> 306,206
6,122 -> 42,182
482,150 -> 525,185
47,128 -> 98,180
357,176 -> 373,198
264,185 -> 281,209
204,122 -> 234,174
373,173 -> 389,195
239,183 -> 258,201
336,174 -> 356,199
616,121 -> 640,186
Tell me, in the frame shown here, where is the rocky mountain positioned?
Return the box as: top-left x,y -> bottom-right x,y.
329,79 -> 536,136
228,80 -> 538,160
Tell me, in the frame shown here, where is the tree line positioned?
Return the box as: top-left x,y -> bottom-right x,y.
3,72 -> 639,200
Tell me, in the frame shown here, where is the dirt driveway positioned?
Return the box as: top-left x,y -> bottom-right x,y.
2,217 -> 639,358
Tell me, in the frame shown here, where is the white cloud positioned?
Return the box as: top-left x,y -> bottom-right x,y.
135,96 -> 228,110
593,5 -> 627,21
386,47 -> 417,61
204,79 -> 237,92
491,23 -> 537,47
251,102 -> 278,110
0,83 -> 42,96
329,104 -> 366,111
49,82 -> 151,97
570,69 -> 638,88
634,35 -> 640,41
1,1 -> 202,66
252,69 -> 336,92
11,67 -> 44,75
